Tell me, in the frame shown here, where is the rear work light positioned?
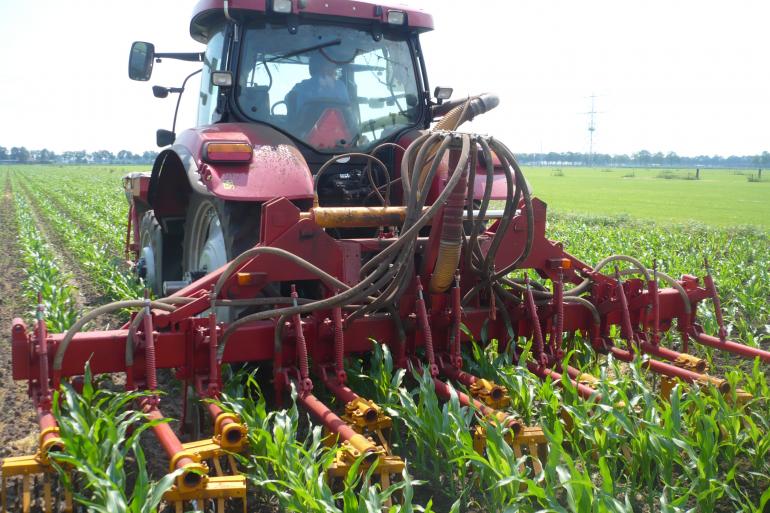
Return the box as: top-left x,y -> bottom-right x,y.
203,142 -> 253,163
387,10 -> 406,25
272,0 -> 292,13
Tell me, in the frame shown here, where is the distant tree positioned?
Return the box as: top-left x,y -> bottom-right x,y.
633,150 -> 651,166
0,146 -> 7,160
38,148 -> 55,162
664,152 -> 680,166
11,146 -> 30,163
117,150 -> 136,162
91,150 -> 115,163
142,151 -> 158,163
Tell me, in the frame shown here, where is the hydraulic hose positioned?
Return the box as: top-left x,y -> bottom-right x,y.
54,300 -> 176,372
428,156 -> 468,293
619,268 -> 692,315
425,99 -> 480,293
213,246 -> 350,299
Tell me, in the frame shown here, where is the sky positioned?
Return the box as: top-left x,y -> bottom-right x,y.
1,0 -> 769,157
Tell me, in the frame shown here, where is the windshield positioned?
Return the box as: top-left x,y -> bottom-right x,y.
237,22 -> 421,153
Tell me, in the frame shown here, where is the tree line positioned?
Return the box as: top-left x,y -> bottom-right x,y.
517,150 -> 770,168
0,146 -> 158,165
2,145 -> 769,169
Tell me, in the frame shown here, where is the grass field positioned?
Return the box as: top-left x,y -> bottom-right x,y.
523,167 -> 770,228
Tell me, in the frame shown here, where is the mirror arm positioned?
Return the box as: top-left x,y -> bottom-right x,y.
154,52 -> 204,63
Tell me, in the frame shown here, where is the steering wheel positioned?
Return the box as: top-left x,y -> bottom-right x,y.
271,100 -> 287,116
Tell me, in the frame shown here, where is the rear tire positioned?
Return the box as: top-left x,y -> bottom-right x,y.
182,194 -> 262,322
139,211 -> 164,296
182,194 -> 262,277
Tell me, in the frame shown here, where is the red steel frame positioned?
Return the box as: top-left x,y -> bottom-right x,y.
15,194 -> 770,391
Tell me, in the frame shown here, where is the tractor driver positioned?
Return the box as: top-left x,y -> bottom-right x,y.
285,52 -> 353,135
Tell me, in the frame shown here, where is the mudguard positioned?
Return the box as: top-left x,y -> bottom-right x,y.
149,123 -> 314,216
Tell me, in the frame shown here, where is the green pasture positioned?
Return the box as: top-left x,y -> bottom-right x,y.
522,167 -> 770,228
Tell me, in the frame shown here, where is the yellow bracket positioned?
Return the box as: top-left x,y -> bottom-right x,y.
1,428 -> 73,513
661,376 -> 753,406
342,397 -> 392,431
469,378 -> 511,409
673,353 -> 708,373
213,413 -> 248,452
473,424 -> 547,475
164,475 -> 247,513
327,439 -> 405,479
164,433 -> 248,512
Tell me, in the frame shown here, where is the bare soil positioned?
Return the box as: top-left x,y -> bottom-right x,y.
0,176 -> 39,458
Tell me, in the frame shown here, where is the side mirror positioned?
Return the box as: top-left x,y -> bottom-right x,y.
152,85 -> 170,98
129,41 -> 155,81
156,129 -> 176,147
434,86 -> 453,103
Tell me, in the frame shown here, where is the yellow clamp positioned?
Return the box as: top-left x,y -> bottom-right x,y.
213,412 -> 248,452
470,378 -> 511,409
328,437 -> 404,479
168,451 -> 209,494
674,353 -> 707,373
339,434 -> 383,465
343,398 -> 392,431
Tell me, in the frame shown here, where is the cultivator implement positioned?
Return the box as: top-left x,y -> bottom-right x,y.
4,126 -> 769,509
0,415 -> 72,513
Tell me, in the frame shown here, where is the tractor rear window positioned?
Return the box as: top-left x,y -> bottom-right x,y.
237,22 -> 421,152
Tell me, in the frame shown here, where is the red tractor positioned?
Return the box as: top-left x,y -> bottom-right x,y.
4,1 -> 768,511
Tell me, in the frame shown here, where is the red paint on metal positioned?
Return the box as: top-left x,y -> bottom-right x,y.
297,392 -> 372,447
529,364 -> 598,401
144,404 -> 196,470
694,332 -> 770,363
191,0 -> 433,35
175,123 -> 314,202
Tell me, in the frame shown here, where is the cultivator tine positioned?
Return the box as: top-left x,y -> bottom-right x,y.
162,426 -> 248,513
1,423 -> 73,513
42,474 -> 53,513
473,424 -> 548,476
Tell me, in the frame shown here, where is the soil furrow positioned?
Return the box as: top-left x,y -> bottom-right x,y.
15,179 -> 123,328
0,172 -> 40,458
19,174 -> 124,261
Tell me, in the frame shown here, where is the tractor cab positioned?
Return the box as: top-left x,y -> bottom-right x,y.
231,19 -> 423,152
139,1 -> 436,156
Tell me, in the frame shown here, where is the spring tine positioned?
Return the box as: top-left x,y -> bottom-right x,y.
21,475 -> 30,513
227,455 -> 238,474
212,457 -> 224,476
63,481 -> 73,513
528,443 -> 543,474
381,471 -> 391,506
43,474 -> 52,513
